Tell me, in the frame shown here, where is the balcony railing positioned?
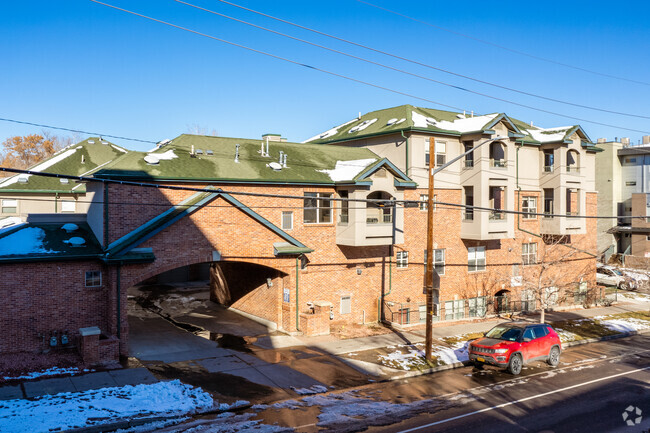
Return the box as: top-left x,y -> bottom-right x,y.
566,166 -> 579,173
463,212 -> 474,221
339,214 -> 349,224
464,160 -> 474,168
489,211 -> 506,220
566,211 -> 579,218
543,165 -> 553,173
491,159 -> 507,168
543,212 -> 554,219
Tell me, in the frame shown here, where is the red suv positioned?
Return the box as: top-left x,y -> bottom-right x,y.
468,322 -> 562,375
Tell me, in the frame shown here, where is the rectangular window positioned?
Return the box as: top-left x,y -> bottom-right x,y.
444,299 -> 464,321
303,192 -> 332,224
464,186 -> 474,220
522,243 -> 537,265
543,188 -> 554,217
543,150 -> 554,172
522,197 -> 537,219
468,296 -> 486,318
419,194 -> 428,211
340,295 -> 351,315
468,246 -> 486,272
1,199 -> 17,214
463,141 -> 474,168
281,211 -> 293,230
424,249 -> 446,276
85,271 -> 102,287
435,141 -> 446,167
626,181 -> 637,186
283,288 -> 290,303
396,251 -> 408,268
61,200 -> 75,213
339,191 -> 349,223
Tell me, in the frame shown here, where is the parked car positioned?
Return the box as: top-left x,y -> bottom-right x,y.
597,264 -> 637,290
468,322 -> 562,375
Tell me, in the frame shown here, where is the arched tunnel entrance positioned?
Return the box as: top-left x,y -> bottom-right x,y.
127,260 -> 287,365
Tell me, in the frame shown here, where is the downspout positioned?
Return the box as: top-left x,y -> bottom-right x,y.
516,144 -> 596,257
116,264 -> 121,338
295,255 -> 300,332
103,183 -> 109,247
401,130 -> 410,177
54,193 -> 59,213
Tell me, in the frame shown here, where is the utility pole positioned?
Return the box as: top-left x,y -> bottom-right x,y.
425,136 -> 436,362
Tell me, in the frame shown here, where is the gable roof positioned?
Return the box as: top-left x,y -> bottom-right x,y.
95,134 -> 387,185
305,104 -> 592,146
0,137 -> 129,194
105,187 -> 312,258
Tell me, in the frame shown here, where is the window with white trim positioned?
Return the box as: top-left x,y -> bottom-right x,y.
468,296 -> 486,317
1,199 -> 17,214
281,211 -> 293,230
419,194 -> 428,211
304,192 -> 332,224
424,249 -> 445,276
445,299 -> 464,320
85,271 -> 102,287
522,243 -> 537,265
396,251 -> 408,268
435,141 -> 446,167
468,246 -> 486,272
522,197 -> 537,219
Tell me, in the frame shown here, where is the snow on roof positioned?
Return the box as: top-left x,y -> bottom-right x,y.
526,126 -> 573,143
0,227 -> 55,255
0,147 -> 79,188
432,112 -> 500,133
148,149 -> 178,160
0,217 -> 23,231
348,118 -> 377,133
111,144 -> 128,153
303,118 -> 357,142
317,158 -> 376,182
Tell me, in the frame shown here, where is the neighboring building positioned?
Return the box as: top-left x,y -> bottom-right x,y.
0,137 -> 128,223
308,104 -> 599,322
595,135 -> 650,259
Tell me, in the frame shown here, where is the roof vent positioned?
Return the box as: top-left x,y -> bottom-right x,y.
17,175 -> 28,184
268,162 -> 282,171
65,237 -> 86,247
61,223 -> 79,233
234,143 -> 240,163
88,140 -> 95,144
144,155 -> 160,165
206,150 -> 214,156
60,178 -> 69,184
196,149 -> 203,155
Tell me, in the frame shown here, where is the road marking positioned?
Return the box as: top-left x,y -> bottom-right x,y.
398,365 -> 650,432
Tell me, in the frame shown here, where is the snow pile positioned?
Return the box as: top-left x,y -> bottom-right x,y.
317,158 -> 376,182
291,385 -> 329,395
0,380 -> 213,433
526,127 -> 572,143
0,227 -> 55,256
554,328 -> 581,343
430,341 -> 470,364
378,341 -> 469,370
596,317 -> 650,333
182,412 -> 292,432
3,367 -> 90,381
620,268 -> 650,282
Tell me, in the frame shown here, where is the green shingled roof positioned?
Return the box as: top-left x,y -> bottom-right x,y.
0,137 -> 128,193
305,104 -> 592,146
95,134 -> 383,184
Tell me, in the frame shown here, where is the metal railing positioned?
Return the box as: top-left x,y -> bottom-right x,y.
463,212 -> 474,221
491,159 -> 507,168
566,166 -> 580,173
543,165 -> 553,173
464,160 -> 474,168
489,210 -> 506,220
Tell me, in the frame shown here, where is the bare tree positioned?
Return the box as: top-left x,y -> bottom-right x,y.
520,235 -> 595,323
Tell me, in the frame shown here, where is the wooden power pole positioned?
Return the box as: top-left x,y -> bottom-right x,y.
425,136 -> 436,362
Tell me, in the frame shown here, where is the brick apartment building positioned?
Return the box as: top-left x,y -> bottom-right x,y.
0,106 -> 599,366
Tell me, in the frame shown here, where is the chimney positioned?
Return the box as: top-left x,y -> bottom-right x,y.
597,138 -> 607,144
643,135 -> 650,145
358,112 -> 361,120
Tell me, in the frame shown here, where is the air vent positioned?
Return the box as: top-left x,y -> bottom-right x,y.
206,150 -> 214,156
17,176 -> 28,184
60,178 -> 69,184
65,237 -> 86,246
268,162 -> 282,171
61,223 -> 78,233
196,149 -> 204,155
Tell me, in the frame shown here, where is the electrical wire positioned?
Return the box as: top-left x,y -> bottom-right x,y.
90,1 -> 650,135
204,0 -> 650,119
0,166 -> 644,220
0,117 -> 157,144
356,0 -> 650,87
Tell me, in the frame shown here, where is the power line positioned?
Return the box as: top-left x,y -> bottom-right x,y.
356,0 -> 650,87
0,117 -> 157,144
203,0 -> 650,120
91,1 -> 650,135
89,0 -> 464,112
0,166 -> 644,220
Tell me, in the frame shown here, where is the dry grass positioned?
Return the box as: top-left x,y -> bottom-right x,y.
442,332 -> 484,346
329,321 -> 393,340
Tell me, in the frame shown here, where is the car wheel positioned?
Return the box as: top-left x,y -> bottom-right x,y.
547,346 -> 560,367
507,353 -> 522,375
620,282 -> 629,291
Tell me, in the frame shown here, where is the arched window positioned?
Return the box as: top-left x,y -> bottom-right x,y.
566,150 -> 579,172
490,142 -> 507,168
366,191 -> 393,224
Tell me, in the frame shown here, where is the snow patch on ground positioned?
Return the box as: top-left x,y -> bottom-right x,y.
291,385 -> 329,395
0,380 -> 213,433
3,366 -> 91,381
554,328 -> 581,343
596,317 -> 650,333
378,341 -> 469,370
181,412 -> 292,432
570,364 -> 595,372
317,158 -> 376,182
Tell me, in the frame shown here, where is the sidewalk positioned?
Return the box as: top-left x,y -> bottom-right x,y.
1,300 -> 648,406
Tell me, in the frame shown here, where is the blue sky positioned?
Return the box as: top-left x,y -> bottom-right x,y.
1,0 -> 649,151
